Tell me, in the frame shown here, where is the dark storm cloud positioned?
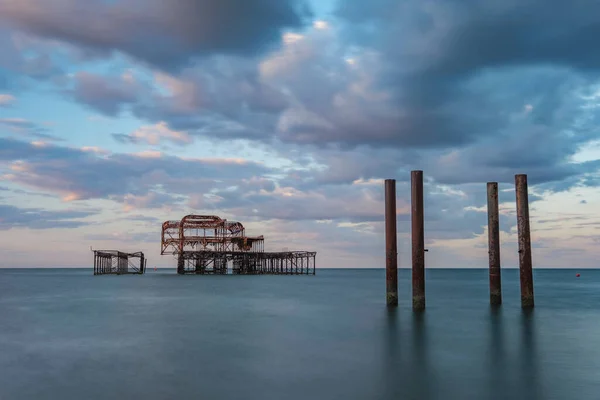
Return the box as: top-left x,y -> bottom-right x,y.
0,204 -> 96,230
0,0 -> 312,71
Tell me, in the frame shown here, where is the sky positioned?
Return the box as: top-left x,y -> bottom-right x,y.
0,0 -> 599,269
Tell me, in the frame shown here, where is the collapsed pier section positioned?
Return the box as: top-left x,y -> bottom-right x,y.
177,250 -> 316,275
93,250 -> 146,275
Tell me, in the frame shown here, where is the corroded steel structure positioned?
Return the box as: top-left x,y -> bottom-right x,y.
178,250 -> 316,275
93,250 -> 146,275
161,215 -> 264,255
161,214 -> 316,275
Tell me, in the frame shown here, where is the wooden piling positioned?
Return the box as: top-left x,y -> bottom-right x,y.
515,174 -> 534,308
411,170 -> 425,311
487,182 -> 502,305
385,179 -> 398,307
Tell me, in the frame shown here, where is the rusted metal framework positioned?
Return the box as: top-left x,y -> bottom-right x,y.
161,214 -> 316,275
177,250 -> 316,275
161,215 -> 264,255
93,250 -> 146,275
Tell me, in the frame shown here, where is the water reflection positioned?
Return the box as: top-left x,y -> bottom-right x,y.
380,307 -> 543,400
409,311 -> 433,399
381,308 -> 401,399
519,309 -> 542,400
487,306 -> 509,399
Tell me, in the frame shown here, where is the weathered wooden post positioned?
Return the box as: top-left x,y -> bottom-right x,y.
411,170 -> 425,311
385,179 -> 398,306
515,174 -> 534,308
487,182 -> 502,305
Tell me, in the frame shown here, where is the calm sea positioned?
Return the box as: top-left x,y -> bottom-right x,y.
1,268 -> 599,400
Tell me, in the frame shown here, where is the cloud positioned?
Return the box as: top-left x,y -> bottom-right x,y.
0,93 -> 15,106
0,136 -> 273,203
112,122 -> 192,146
0,0 -> 312,71
118,191 -> 186,212
67,71 -> 142,116
37,13 -> 598,192
1,1 -> 600,268
0,118 -> 64,141
84,231 -> 158,243
0,204 -> 96,230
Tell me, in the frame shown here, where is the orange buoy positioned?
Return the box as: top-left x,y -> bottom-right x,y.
576,273 -> 581,277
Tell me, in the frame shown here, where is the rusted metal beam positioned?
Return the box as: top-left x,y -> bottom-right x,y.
411,170 -> 425,311
385,179 -> 398,307
515,174 -> 534,308
487,182 -> 502,305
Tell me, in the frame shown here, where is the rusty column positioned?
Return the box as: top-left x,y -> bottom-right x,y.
411,170 -> 425,311
385,179 -> 398,306
487,182 -> 502,305
515,174 -> 534,308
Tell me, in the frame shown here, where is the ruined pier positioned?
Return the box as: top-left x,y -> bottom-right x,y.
93,250 -> 146,275
161,215 -> 316,275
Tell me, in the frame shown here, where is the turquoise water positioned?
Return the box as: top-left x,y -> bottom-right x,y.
1,268 -> 599,399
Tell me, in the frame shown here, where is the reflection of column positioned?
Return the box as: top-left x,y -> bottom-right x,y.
409,312 -> 431,399
486,307 -> 511,398
380,308 -> 402,398
519,310 -> 542,399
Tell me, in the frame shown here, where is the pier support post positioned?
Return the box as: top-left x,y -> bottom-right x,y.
385,179 -> 398,306
177,253 -> 184,275
515,174 -> 534,308
411,170 -> 425,311
487,182 -> 502,305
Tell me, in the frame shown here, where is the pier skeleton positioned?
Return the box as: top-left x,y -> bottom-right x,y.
160,215 -> 316,275
93,250 -> 146,275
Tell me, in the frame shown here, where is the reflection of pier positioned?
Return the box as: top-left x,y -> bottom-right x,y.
93,250 -> 146,275
161,215 -> 316,275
